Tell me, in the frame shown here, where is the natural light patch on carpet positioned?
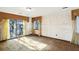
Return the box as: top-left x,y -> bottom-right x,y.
14,37 -> 47,50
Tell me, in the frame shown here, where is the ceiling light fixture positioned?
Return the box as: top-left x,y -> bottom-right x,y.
62,7 -> 68,9
26,7 -> 32,12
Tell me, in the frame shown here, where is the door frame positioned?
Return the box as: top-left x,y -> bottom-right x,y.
32,16 -> 42,36
72,9 -> 79,44
9,19 -> 24,39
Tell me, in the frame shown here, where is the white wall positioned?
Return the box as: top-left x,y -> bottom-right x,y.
42,10 -> 73,41
26,17 -> 32,35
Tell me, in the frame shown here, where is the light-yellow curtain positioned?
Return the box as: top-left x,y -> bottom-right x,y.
0,19 -> 8,41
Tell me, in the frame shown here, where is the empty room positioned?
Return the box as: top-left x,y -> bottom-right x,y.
0,7 -> 79,51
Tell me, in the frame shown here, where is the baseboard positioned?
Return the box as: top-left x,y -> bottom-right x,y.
0,39 -> 7,42
40,35 -> 70,43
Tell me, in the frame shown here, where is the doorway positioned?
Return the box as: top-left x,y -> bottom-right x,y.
9,19 -> 23,39
32,16 -> 42,36
72,9 -> 79,45
16,20 -> 23,37
9,20 -> 16,38
75,16 -> 79,44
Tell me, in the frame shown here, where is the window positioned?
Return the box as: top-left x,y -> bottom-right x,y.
34,20 -> 39,30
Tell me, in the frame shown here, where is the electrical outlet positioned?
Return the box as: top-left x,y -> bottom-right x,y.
56,34 -> 58,36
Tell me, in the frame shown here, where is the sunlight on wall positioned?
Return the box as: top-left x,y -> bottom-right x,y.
14,37 -> 47,50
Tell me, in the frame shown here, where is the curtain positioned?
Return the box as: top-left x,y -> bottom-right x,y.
0,19 -> 8,41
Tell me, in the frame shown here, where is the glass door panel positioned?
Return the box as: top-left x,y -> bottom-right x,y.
16,20 -> 23,37
9,20 -> 17,39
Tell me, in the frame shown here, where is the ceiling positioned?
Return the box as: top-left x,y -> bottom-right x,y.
0,7 -> 78,17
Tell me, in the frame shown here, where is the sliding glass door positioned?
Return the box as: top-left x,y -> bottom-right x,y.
16,20 -> 23,37
9,20 -> 17,38
9,19 -> 23,39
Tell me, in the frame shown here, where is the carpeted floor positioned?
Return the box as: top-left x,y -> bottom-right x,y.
0,35 -> 79,51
